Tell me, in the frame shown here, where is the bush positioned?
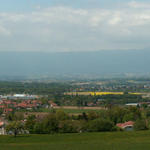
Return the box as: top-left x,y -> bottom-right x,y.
134,119 -> 148,131
59,120 -> 86,133
42,114 -> 59,134
87,119 -> 114,132
33,122 -> 44,134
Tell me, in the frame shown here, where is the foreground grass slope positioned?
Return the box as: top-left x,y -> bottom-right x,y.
1,131 -> 150,150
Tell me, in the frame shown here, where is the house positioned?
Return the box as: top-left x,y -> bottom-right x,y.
116,121 -> 134,131
0,122 -> 5,135
3,108 -> 13,114
0,105 -> 5,109
87,102 -> 95,107
49,101 -> 58,108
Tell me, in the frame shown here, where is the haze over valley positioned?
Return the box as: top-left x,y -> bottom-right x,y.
0,50 -> 149,78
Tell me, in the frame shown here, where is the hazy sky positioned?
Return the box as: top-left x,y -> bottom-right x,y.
0,0 -> 150,52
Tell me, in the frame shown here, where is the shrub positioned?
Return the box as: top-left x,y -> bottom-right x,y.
134,119 -> 148,131
59,120 -> 86,133
87,119 -> 114,132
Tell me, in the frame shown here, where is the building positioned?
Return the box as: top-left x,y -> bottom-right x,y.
116,121 -> 134,131
3,108 -> 13,114
0,122 -> 5,135
125,103 -> 139,107
49,101 -> 58,108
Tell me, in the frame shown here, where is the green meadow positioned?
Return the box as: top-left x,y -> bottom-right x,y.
1,131 -> 150,150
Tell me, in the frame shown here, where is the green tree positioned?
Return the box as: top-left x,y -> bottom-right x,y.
87,111 -> 98,120
59,120 -> 85,133
33,122 -> 43,134
25,115 -> 36,134
56,110 -> 68,121
88,118 -> 114,132
134,119 -> 148,131
6,121 -> 24,137
42,114 -> 59,134
123,113 -> 134,122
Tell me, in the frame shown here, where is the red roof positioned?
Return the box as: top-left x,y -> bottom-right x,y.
4,101 -> 12,104
4,108 -> 13,112
17,102 -> 37,108
116,121 -> 134,128
18,103 -> 26,107
0,105 -> 5,108
49,101 -> 57,106
0,122 -> 4,127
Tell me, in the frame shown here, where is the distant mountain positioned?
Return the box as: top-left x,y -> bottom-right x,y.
0,50 -> 149,77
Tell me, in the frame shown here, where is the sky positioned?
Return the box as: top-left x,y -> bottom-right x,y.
0,0 -> 150,52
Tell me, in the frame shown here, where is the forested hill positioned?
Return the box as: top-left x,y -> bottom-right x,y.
0,50 -> 149,76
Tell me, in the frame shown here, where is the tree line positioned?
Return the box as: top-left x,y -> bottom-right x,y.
6,106 -> 150,136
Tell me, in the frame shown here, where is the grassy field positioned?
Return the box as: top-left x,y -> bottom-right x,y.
1,131 -> 150,150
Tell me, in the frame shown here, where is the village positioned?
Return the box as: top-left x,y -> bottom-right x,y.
0,80 -> 149,135
0,92 -> 149,135
0,93 -> 59,135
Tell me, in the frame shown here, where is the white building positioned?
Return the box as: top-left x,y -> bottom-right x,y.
13,94 -> 26,98
125,103 -> 139,106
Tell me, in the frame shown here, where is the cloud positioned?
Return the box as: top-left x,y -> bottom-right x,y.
0,2 -> 150,52
0,25 -> 11,36
128,1 -> 150,9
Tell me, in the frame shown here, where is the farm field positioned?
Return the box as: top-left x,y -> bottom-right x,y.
1,131 -> 150,150
64,92 -> 142,96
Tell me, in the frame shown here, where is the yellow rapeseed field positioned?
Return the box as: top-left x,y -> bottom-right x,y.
64,92 -> 142,96
128,92 -> 141,95
90,92 -> 124,96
